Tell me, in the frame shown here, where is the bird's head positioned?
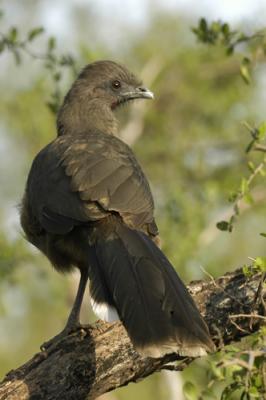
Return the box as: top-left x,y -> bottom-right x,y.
78,60 -> 154,109
57,60 -> 154,136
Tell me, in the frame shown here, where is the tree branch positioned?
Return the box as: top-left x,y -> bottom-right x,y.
0,268 -> 265,400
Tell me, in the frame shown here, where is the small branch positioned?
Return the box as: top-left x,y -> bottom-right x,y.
0,268 -> 264,400
254,144 -> 266,153
199,188 -> 266,246
232,159 -> 265,217
229,313 -> 266,321
246,159 -> 265,186
229,312 -> 266,334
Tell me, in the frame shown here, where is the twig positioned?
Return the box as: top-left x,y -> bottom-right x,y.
250,271 -> 266,328
229,313 -> 266,321
200,265 -> 245,307
254,144 -> 266,153
229,312 -> 266,332
229,318 -> 250,334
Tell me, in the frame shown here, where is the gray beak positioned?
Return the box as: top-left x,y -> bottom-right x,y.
135,86 -> 154,99
123,86 -> 154,101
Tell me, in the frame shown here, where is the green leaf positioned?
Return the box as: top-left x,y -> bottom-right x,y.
228,216 -> 235,232
226,45 -> 234,55
8,27 -> 18,43
216,220 -> 230,231
201,388 -> 216,399
248,161 -> 255,172
60,54 -> 75,66
259,167 -> 265,177
243,192 -> 254,205
210,362 -> 226,380
254,373 -> 262,387
254,257 -> 266,271
246,139 -> 255,153
27,27 -> 44,41
48,36 -> 56,51
240,57 -> 251,84
242,265 -> 252,277
183,382 -> 198,400
199,18 -> 208,33
240,177 -> 249,195
259,232 -> 266,238
248,386 -> 260,397
221,382 -> 240,399
228,191 -> 238,202
53,71 -> 61,82
225,344 -> 241,353
257,122 -> 266,140
251,127 -> 259,140
211,21 -> 221,34
234,203 -> 240,215
240,391 -> 248,400
222,23 -> 230,36
46,101 -> 59,114
12,48 -> 21,64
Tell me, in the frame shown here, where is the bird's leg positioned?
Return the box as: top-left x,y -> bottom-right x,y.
41,268 -> 89,350
64,268 -> 89,330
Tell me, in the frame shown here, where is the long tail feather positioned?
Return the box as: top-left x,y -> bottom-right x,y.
88,219 -> 215,358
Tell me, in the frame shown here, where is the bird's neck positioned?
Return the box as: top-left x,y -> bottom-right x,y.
56,98 -> 118,136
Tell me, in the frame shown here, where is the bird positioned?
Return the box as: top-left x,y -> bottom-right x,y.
20,60 -> 215,358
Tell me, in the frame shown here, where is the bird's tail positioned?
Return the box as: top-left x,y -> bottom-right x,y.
88,218 -> 214,358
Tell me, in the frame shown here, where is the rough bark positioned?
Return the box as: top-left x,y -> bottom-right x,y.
0,268 -> 265,400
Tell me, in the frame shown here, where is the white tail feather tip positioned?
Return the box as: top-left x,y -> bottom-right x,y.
90,299 -> 119,322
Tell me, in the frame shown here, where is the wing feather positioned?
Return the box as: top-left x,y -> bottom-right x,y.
26,131 -> 157,234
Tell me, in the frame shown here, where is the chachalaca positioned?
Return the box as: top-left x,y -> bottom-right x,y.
21,60 -> 214,357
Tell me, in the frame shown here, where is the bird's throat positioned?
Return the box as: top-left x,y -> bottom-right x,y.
57,98 -> 118,136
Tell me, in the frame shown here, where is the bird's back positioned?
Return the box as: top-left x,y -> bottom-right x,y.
21,129 -> 158,272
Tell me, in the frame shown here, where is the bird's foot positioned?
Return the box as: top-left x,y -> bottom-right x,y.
40,322 -> 83,352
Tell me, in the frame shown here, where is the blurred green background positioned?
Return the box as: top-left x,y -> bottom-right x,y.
0,1 -> 266,399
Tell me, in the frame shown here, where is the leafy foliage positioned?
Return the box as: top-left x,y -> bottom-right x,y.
192,18 -> 266,84
0,12 -> 77,113
216,121 -> 266,233
191,18 -> 266,400
183,330 -> 266,400
192,20 -> 266,234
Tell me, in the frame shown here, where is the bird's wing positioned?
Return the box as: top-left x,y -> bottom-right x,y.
27,131 -> 157,235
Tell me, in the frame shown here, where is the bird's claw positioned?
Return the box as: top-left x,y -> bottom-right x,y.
40,323 -> 83,352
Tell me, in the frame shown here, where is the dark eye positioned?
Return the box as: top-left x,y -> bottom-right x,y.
112,80 -> 121,89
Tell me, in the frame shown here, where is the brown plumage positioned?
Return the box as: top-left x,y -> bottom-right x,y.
21,60 -> 215,357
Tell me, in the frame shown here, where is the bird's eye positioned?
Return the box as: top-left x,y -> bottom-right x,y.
112,80 -> 121,89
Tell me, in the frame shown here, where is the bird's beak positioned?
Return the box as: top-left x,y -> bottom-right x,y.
122,86 -> 154,101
